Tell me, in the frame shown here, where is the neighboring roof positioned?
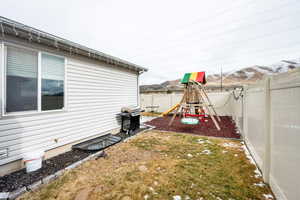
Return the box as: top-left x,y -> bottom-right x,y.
0,16 -> 148,73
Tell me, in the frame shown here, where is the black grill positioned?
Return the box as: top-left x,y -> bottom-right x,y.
117,106 -> 143,134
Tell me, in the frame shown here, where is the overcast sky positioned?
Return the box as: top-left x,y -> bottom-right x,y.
1,0 -> 300,84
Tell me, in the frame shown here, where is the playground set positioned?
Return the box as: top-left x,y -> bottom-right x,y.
162,72 -> 221,130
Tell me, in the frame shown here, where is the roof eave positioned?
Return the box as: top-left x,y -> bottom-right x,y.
0,16 -> 148,73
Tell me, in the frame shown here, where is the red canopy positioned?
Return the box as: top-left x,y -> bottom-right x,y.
195,72 -> 206,84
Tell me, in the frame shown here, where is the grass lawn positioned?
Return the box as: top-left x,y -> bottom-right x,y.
19,130 -> 274,200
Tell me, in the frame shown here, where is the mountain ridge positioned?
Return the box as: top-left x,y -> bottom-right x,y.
141,58 -> 300,92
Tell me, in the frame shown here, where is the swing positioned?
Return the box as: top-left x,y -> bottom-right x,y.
181,117 -> 199,125
181,104 -> 205,125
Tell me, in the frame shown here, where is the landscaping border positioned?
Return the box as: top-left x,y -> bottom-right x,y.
0,150 -> 105,200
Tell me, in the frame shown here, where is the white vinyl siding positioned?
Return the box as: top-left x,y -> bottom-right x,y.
0,54 -> 138,165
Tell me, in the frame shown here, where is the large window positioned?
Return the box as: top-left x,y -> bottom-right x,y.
4,45 -> 65,114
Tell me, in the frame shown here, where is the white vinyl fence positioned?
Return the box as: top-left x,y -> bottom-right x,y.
141,91 -> 234,116
237,69 -> 300,200
140,68 -> 300,200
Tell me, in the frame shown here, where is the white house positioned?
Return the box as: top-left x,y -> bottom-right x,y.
0,16 -> 147,175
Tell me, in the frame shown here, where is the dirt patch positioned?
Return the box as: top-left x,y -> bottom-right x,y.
18,130 -> 274,200
145,116 -> 240,139
74,188 -> 92,200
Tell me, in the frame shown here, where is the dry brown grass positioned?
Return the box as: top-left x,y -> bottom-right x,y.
141,112 -> 162,117
19,131 -> 274,200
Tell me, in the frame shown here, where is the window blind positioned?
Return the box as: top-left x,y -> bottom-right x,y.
41,54 -> 64,81
6,46 -> 38,112
6,46 -> 38,78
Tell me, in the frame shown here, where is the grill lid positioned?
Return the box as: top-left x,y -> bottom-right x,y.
121,105 -> 141,113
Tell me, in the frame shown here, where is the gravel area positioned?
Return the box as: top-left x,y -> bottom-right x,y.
145,116 -> 240,139
0,149 -> 94,192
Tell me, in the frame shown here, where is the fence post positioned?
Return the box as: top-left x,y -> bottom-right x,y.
263,77 -> 271,183
151,94 -> 154,109
242,85 -> 248,138
171,92 -> 174,109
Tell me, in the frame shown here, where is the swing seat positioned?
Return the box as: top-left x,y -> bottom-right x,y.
181,117 -> 199,125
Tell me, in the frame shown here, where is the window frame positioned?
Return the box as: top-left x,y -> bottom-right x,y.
1,42 -> 67,117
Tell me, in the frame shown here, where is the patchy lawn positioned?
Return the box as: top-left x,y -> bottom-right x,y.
19,131 -> 274,200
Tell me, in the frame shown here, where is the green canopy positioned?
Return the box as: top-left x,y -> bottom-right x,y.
181,73 -> 191,84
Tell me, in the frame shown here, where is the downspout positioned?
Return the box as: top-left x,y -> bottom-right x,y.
137,70 -> 146,107
0,41 -> 4,119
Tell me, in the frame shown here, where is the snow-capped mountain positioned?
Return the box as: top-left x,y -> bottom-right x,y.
140,58 -> 300,92
207,58 -> 300,85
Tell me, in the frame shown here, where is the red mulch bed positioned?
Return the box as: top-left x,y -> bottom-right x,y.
145,116 -> 240,139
